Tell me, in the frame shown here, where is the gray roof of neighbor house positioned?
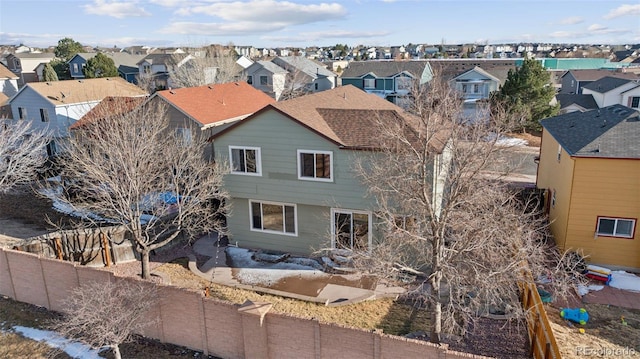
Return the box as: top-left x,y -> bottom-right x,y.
428,59 -> 516,84
272,56 -> 335,78
554,94 -> 598,111
582,76 -> 633,93
72,52 -> 145,73
540,105 -> 640,158
136,53 -> 189,66
341,60 -> 430,78
453,66 -> 501,82
560,69 -> 638,81
252,60 -> 288,74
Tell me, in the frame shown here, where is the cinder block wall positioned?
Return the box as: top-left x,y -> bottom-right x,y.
0,247 -> 489,359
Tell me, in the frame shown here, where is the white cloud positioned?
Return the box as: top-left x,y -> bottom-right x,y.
161,1 -> 347,37
159,21 -> 287,36
549,31 -> 574,38
83,0 -> 151,19
603,4 -> 640,19
558,16 -> 583,25
588,24 -> 607,31
177,0 -> 346,24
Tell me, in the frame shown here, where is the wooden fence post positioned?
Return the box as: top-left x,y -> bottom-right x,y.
54,238 -> 63,260
100,233 -> 111,267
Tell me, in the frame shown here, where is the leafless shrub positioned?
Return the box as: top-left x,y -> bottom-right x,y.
0,120 -> 49,192
51,280 -> 157,359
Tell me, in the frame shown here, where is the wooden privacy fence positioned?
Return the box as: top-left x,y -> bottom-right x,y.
520,281 -> 562,359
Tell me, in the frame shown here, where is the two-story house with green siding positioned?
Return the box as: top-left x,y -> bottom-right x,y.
340,61 -> 433,106
211,85 -> 450,255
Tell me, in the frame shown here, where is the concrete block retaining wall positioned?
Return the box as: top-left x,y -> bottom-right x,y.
0,247 -> 489,359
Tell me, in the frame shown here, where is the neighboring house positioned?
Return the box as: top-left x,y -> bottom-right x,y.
244,61 -> 288,100
68,52 -> 145,83
271,56 -> 337,94
536,105 -> 640,270
209,85 -> 450,255
621,84 -> 640,111
451,66 -> 500,101
136,53 -> 193,91
554,94 -> 599,113
4,52 -> 55,86
582,77 -> 638,108
146,82 -> 275,159
340,60 -> 433,105
0,63 -> 19,118
7,77 -> 147,156
559,69 -> 638,94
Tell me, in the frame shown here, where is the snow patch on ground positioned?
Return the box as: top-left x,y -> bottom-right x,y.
12,326 -> 104,359
577,284 -> 605,296
226,247 -> 328,287
609,271 -> 640,292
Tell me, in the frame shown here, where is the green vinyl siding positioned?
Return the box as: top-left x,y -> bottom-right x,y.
214,110 -> 379,254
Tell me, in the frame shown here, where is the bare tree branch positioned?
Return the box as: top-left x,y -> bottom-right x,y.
170,45 -> 244,88
351,73 -> 585,343
0,120 -> 49,193
51,279 -> 157,359
44,100 -> 229,279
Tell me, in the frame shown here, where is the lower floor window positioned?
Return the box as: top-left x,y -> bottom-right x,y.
596,217 -> 636,238
250,200 -> 296,235
332,209 -> 371,251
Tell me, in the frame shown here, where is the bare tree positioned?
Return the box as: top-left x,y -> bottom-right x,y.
0,120 -> 49,193
49,100 -> 229,279
352,75 -> 584,343
170,44 -> 244,88
51,280 -> 157,359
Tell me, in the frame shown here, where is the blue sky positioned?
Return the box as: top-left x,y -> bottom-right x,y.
0,0 -> 638,48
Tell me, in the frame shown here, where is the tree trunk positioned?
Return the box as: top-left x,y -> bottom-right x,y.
141,248 -> 151,280
430,275 -> 442,344
113,344 -> 122,359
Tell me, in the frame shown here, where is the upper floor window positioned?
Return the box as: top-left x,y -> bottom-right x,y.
297,150 -> 332,182
631,97 -> 640,109
143,65 -> 151,74
230,146 -> 261,175
247,76 -> 253,85
557,144 -> 562,162
73,63 -> 79,73
18,107 -> 27,120
40,108 -> 49,122
396,76 -> 412,91
596,217 -> 635,238
260,76 -> 268,85
364,78 -> 375,89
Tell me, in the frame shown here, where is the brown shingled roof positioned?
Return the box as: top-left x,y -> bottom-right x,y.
0,63 -> 18,79
70,96 -> 146,130
213,85 -> 448,153
154,82 -> 275,127
26,77 -> 147,105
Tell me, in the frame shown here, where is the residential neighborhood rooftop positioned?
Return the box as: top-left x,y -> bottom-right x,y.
154,81 -> 275,127
540,104 -> 640,158
582,76 -> 634,93
554,94 -> 598,111
21,77 -> 147,105
70,96 -> 147,130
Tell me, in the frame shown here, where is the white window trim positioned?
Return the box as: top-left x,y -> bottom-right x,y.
249,199 -> 297,236
364,78 -> 375,89
330,208 -> 372,251
596,217 -> 636,238
229,146 -> 262,176
297,149 -> 333,182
